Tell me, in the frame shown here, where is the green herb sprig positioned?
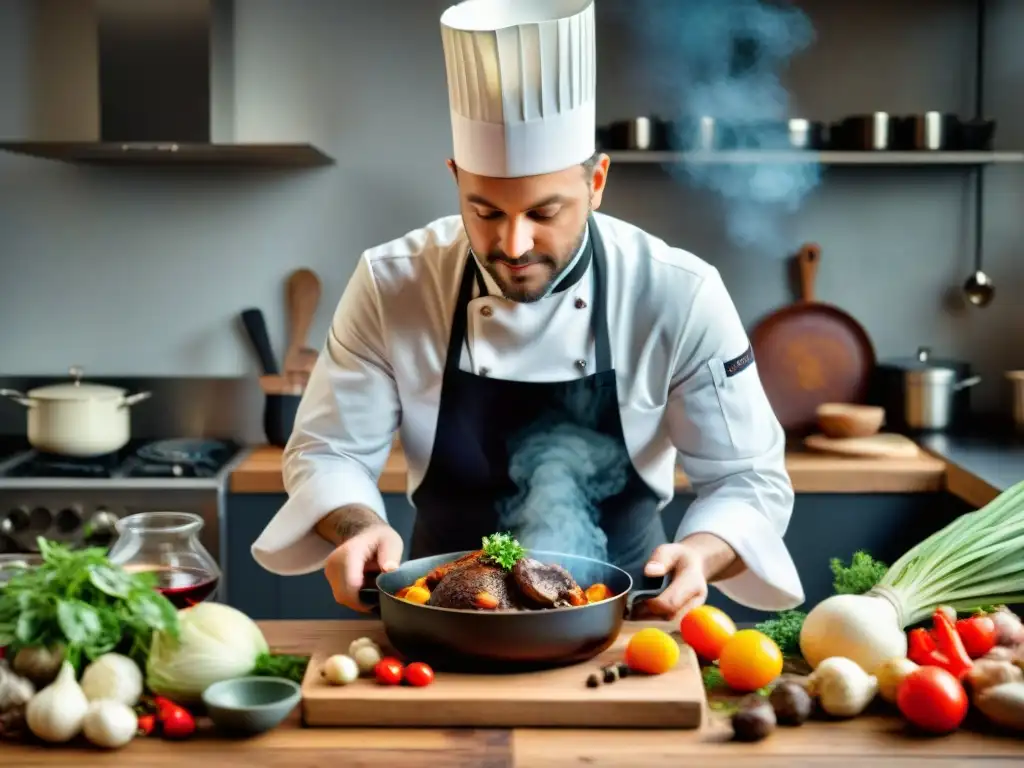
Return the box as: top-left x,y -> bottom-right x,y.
253,653 -> 311,684
0,537 -> 180,673
481,532 -> 525,571
830,550 -> 888,595
754,609 -> 807,656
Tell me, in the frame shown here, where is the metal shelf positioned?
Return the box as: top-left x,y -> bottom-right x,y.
606,150 -> 1024,166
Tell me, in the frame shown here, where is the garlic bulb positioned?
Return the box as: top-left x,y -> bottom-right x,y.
26,660 -> 89,743
349,637 -> 379,657
82,700 -> 138,749
807,656 -> 878,718
0,661 -> 35,710
80,654 -> 143,706
322,654 -> 359,685
352,644 -> 382,675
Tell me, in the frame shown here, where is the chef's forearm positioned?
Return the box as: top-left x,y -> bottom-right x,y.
314,505 -> 388,546
679,532 -> 746,582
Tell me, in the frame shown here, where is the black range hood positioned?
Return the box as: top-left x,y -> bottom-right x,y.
0,0 -> 334,168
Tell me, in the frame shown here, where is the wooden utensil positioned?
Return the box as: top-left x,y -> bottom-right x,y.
301,624 -> 704,729
750,243 -> 876,434
284,268 -> 322,385
804,433 -> 920,459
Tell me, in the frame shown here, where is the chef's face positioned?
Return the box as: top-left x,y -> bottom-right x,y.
449,155 -> 610,303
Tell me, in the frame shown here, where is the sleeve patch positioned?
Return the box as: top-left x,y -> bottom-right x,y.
724,345 -> 755,378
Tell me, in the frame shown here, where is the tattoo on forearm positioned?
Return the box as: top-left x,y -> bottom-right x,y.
315,505 -> 385,545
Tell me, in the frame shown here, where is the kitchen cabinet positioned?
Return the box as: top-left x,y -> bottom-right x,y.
222,491 -> 973,623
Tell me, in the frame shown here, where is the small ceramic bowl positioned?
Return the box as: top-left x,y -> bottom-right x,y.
201,676 -> 301,735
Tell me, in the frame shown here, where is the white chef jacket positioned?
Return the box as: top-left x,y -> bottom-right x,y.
251,212 -> 805,611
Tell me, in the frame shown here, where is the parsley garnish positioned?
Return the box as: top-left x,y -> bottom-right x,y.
481,532 -> 525,570
0,537 -> 180,673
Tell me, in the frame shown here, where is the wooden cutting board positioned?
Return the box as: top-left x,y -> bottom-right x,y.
804,432 -> 921,459
301,623 -> 705,729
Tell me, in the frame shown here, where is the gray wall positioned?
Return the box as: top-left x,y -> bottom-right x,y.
0,0 -> 1022,412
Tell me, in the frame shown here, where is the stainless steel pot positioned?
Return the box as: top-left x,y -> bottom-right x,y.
901,348 -> 981,431
0,366 -> 151,456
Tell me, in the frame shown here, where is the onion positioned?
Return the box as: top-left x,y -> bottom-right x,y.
801,480 -> 1024,675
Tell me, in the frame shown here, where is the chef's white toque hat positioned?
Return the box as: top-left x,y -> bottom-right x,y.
439,0 -> 597,179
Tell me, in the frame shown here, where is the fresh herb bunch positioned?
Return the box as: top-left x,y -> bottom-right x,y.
0,538 -> 179,673
481,532 -> 525,570
831,550 -> 888,595
252,653 -> 310,684
754,610 -> 807,656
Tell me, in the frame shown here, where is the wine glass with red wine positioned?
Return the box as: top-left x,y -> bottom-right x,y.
106,512 -> 221,609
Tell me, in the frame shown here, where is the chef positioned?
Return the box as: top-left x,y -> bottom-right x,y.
251,0 -> 804,620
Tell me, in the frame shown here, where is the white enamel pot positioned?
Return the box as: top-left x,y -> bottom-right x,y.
0,366 -> 151,457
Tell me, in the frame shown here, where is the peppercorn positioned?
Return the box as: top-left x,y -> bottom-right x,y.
602,665 -> 619,683
616,662 -> 630,678
586,673 -> 600,688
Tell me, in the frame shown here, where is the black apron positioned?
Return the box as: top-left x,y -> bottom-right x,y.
409,218 -> 667,584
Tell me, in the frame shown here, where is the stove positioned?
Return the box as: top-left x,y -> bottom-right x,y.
0,439 -> 247,593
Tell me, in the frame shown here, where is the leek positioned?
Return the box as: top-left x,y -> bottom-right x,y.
800,479 -> 1024,674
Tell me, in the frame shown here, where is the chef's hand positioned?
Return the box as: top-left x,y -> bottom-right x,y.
323,523 -> 404,612
634,533 -> 741,622
632,542 -> 709,622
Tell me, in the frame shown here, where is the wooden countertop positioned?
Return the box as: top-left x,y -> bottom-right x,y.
229,442 -> 949,495
5,620 -> 1021,766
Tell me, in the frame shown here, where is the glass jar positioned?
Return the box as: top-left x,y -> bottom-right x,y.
106,511 -> 221,609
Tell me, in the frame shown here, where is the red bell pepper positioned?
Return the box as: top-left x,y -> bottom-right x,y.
907,628 -> 938,666
932,609 -> 974,679
956,614 -> 997,658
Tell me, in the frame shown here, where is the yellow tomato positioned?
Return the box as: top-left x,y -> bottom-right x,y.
585,583 -> 611,603
414,576 -> 429,588
402,585 -> 431,604
718,629 -> 783,692
679,605 -> 736,662
625,628 -> 680,675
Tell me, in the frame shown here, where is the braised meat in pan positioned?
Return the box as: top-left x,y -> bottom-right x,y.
512,558 -> 588,608
398,532 -> 610,611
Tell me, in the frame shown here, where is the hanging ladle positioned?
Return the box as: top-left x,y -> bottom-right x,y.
963,2 -> 994,308
963,168 -> 995,307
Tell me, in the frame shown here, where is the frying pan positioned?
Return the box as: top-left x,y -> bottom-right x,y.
358,550 -> 668,673
750,243 -> 876,434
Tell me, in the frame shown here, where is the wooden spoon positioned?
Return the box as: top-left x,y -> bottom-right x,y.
284,268 -> 322,386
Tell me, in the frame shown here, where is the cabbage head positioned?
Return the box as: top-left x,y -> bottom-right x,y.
146,602 -> 269,702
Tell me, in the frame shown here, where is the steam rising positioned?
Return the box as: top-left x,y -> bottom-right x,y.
497,416 -> 629,563
613,0 -> 820,252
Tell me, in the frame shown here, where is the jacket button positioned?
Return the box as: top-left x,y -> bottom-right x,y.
575,359 -> 587,371
575,298 -> 587,309
480,306 -> 493,318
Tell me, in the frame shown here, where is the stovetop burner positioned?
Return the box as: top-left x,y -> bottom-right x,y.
1,438 -> 241,480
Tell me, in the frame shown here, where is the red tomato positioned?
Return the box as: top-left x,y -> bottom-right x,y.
956,615 -> 997,658
374,657 -> 404,685
896,666 -> 969,734
404,661 -> 435,687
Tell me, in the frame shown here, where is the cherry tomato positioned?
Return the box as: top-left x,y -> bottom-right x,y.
896,665 -> 968,734
680,605 -> 736,662
374,657 -> 404,685
956,615 -> 997,658
404,661 -> 435,687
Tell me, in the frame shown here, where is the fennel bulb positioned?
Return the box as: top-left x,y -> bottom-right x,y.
801,480 -> 1024,675
146,602 -> 269,702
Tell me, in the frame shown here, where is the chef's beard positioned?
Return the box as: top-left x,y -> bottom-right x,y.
480,223 -> 588,304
